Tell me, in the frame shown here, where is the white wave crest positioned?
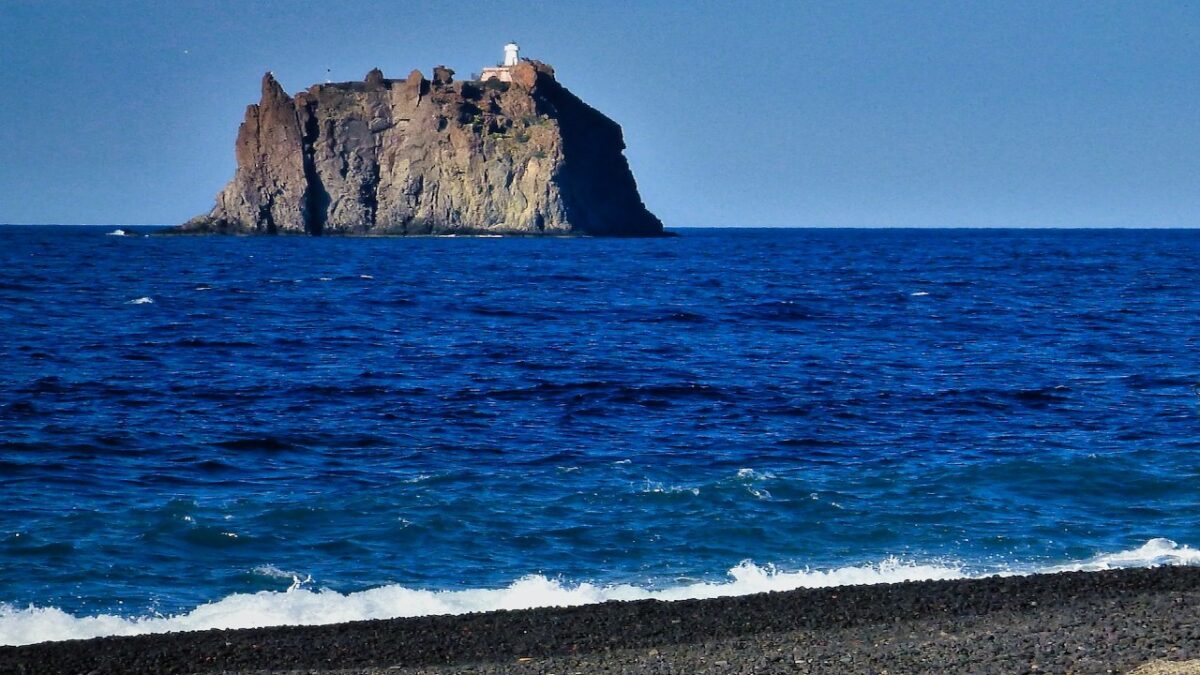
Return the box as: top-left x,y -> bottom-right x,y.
640,480 -> 700,496
0,559 -> 959,646
125,296 -> 153,305
105,229 -> 128,236
1,539 -> 1196,647
251,565 -> 313,592
1043,537 -> 1200,572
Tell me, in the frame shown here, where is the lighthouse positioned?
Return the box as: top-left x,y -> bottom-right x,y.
480,42 -> 523,83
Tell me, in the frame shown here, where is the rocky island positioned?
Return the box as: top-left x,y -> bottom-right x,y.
177,45 -> 664,236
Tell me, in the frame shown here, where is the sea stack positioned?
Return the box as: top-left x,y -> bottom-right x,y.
178,48 -> 664,236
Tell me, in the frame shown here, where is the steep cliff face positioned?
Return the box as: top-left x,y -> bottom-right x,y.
179,61 -> 664,236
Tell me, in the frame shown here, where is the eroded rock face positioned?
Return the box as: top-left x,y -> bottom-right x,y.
179,62 -> 664,236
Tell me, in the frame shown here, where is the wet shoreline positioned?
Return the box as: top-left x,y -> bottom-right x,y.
3,566 -> 1199,674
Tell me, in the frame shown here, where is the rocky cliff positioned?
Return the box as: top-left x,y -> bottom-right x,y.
178,61 -> 664,236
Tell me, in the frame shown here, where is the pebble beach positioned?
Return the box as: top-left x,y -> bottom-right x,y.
3,566 -> 1199,674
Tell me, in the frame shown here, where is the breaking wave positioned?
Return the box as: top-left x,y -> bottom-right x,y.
2,538 -> 1196,647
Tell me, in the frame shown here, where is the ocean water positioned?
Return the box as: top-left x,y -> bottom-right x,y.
2,225 -> 1199,645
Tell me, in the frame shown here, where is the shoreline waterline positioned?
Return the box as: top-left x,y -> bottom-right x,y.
2,565 -> 1199,673
2,537 -> 1197,647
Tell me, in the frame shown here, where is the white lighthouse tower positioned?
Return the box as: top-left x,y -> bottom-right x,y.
480,42 -> 523,83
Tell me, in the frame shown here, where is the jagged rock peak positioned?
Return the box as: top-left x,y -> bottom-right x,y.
261,71 -> 289,103
512,60 -> 555,89
432,65 -> 454,86
177,59 -> 665,237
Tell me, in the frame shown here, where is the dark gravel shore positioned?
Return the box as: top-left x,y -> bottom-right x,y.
3,566 -> 1200,674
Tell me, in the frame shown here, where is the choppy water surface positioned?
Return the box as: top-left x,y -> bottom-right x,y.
1,226 -> 1199,644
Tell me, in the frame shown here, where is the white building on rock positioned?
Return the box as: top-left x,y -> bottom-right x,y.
479,42 -> 520,83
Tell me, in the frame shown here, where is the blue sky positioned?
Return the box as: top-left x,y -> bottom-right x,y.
1,0 -> 1197,227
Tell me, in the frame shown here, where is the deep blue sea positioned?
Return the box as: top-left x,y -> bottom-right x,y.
2,225 -> 1199,644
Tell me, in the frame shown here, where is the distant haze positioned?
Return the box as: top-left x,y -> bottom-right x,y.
1,0 -> 1197,228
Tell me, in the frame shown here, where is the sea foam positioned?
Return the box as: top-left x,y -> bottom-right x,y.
1044,537 -> 1200,572
2,539 -> 1197,647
